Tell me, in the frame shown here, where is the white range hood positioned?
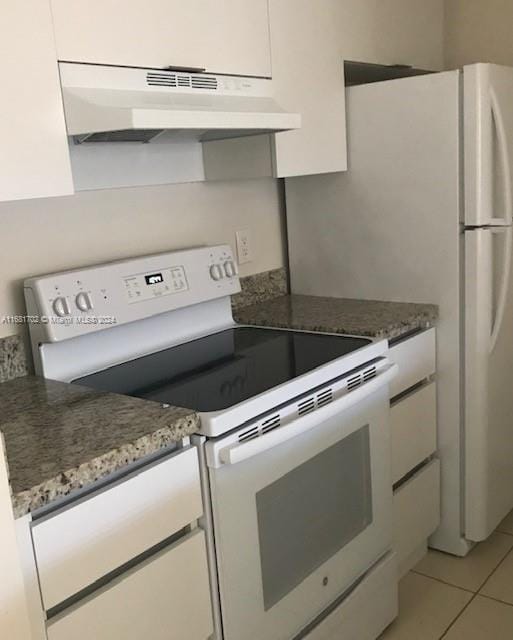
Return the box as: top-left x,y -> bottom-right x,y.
59,63 -> 301,144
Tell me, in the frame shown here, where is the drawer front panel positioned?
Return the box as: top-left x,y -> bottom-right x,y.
389,328 -> 436,398
47,529 -> 213,640
304,552 -> 397,640
391,382 -> 437,484
33,447 -> 202,610
393,459 -> 440,575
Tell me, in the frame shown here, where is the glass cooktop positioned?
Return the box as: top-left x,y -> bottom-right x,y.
75,327 -> 372,412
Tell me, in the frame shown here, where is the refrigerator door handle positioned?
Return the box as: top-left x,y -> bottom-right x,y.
490,225 -> 513,353
490,89 -> 513,227
465,229 -> 493,539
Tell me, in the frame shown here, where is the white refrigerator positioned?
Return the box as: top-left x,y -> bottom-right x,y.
285,64 -> 513,556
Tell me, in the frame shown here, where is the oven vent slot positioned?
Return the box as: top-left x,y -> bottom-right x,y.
261,414 -> 281,434
238,426 -> 259,443
298,397 -> 315,416
347,373 -> 363,392
363,366 -> 377,382
316,388 -> 333,407
346,364 -> 379,393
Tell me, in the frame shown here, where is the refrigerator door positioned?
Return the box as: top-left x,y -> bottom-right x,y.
464,64 -> 513,227
465,226 -> 513,541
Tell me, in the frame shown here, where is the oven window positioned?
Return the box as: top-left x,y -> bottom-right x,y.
256,425 -> 372,611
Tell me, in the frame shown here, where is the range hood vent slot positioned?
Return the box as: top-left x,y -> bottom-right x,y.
146,71 -> 218,91
191,76 -> 218,90
146,72 -> 178,88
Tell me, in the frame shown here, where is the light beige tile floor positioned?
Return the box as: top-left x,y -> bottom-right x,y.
379,573 -> 471,640
413,531 -> 513,592
497,510 -> 513,536
443,596 -> 513,639
480,549 -> 513,605
380,509 -> 513,640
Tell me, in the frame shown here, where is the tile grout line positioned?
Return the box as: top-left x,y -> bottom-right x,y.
410,570 -> 475,594
413,535 -> 513,596
479,593 -> 513,609
477,544 -> 513,593
435,539 -> 513,638
438,592 -> 478,640
401,572 -> 477,640
438,591 -> 513,640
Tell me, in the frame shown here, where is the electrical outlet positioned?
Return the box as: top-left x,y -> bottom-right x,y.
236,229 -> 253,264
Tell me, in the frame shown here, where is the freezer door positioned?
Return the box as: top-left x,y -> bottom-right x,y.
465,226 -> 513,541
464,64 -> 513,226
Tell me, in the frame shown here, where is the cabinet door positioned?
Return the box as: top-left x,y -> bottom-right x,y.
270,0 -> 347,176
0,0 -> 73,202
50,0 -> 272,78
46,530 -> 213,640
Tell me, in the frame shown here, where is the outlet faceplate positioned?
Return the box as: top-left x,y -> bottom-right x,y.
236,229 -> 252,264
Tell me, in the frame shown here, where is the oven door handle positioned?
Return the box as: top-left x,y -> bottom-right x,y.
218,363 -> 398,467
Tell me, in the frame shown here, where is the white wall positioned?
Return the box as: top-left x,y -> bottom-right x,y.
0,178 -> 285,339
339,0 -> 445,70
445,0 -> 513,69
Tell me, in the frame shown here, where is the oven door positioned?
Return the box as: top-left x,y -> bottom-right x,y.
206,364 -> 396,640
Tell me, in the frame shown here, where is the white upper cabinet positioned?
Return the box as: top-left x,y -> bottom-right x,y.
269,0 -> 347,176
50,0 -> 272,78
0,0 -> 73,202
203,0 -> 347,179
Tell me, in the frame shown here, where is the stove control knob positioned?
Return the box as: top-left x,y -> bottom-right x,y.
52,296 -> 71,317
223,260 -> 238,278
75,292 -> 93,312
209,264 -> 224,281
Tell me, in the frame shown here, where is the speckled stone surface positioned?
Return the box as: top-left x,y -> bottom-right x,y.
0,376 -> 199,518
232,268 -> 288,312
234,294 -> 438,341
0,335 -> 29,383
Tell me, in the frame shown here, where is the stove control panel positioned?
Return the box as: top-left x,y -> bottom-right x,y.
24,245 -> 241,343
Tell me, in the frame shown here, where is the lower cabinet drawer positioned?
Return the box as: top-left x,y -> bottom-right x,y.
46,529 -> 213,640
32,447 -> 203,611
389,328 -> 436,398
303,552 -> 397,640
391,381 -> 437,484
393,459 -> 440,576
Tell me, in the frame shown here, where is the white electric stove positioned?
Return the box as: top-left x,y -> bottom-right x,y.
25,244 -> 398,640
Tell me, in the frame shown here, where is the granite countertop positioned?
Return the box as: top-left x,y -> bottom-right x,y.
0,376 -> 199,518
234,294 -> 438,341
